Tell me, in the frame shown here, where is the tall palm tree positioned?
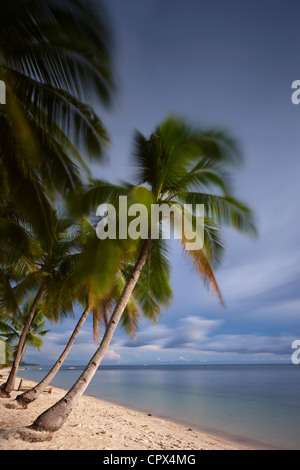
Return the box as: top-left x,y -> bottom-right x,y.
0,0 -> 116,399
28,116 -> 256,434
0,0 -> 116,379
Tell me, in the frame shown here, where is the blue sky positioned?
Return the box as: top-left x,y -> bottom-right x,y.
24,0 -> 300,366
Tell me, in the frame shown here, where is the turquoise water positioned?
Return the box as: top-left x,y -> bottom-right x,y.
19,364 -> 300,450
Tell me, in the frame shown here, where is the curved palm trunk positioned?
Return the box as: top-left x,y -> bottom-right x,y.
31,238 -> 151,433
0,287 -> 44,397
16,305 -> 92,407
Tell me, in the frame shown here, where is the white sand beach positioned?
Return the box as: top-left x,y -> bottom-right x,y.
0,369 -> 250,450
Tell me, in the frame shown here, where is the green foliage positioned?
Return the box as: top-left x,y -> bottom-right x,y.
0,0 -> 115,251
0,299 -> 50,363
67,116 -> 256,330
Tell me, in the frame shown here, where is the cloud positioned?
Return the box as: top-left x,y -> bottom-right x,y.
113,315 -> 296,361
43,328 -> 93,347
244,299 -> 300,322
104,349 -> 123,363
118,316 -> 222,349
164,316 -> 223,348
218,251 -> 300,305
203,334 -> 294,356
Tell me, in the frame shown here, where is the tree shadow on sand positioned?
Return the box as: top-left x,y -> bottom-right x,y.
0,426 -> 52,443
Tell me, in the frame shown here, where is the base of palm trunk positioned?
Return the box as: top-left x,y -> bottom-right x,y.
16,389 -> 37,407
30,399 -> 73,433
0,384 -> 11,398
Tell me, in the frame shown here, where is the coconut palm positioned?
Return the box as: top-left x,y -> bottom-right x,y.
0,217 -> 83,396
0,0 -> 116,398
26,116 -> 256,435
0,0 -> 116,373
15,305 -> 92,407
0,300 -> 50,365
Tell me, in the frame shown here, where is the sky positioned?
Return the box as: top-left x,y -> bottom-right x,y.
24,0 -> 300,366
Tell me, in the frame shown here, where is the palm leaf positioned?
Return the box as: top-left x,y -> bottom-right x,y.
130,238 -> 173,322
181,238 -> 225,307
0,0 -> 115,102
177,191 -> 257,237
131,117 -> 242,198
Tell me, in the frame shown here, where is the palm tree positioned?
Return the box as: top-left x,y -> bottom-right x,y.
16,223 -> 173,407
27,116 -> 256,434
15,305 -> 92,407
0,0 -> 116,380
0,0 -> 116,400
0,300 -> 50,365
0,217 -> 81,396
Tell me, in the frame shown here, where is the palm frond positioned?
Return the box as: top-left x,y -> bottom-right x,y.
181,238 -> 225,307
0,0 -> 115,104
131,238 -> 173,322
67,179 -> 133,219
177,191 -> 257,237
131,117 -> 243,199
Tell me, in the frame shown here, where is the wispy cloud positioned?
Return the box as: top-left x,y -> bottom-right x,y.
218,252 -> 300,304
112,315 -> 296,362
118,316 -> 222,350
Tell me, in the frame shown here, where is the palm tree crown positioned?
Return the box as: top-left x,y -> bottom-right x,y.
0,0 -> 115,240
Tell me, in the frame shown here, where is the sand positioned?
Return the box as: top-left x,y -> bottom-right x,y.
0,368 -> 250,450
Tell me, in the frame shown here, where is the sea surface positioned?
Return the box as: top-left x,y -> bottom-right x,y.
18,364 -> 300,450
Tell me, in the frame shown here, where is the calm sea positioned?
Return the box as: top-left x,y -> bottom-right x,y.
18,364 -> 300,450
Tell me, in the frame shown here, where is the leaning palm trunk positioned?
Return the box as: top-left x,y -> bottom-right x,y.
0,287 -> 44,397
31,239 -> 151,433
16,305 -> 92,407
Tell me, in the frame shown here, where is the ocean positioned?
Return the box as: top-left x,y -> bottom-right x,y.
18,364 -> 300,450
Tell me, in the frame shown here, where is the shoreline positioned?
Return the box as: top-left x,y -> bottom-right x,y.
0,368 -> 254,450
